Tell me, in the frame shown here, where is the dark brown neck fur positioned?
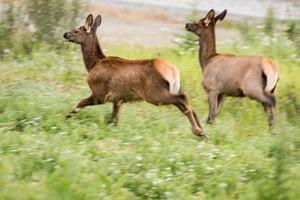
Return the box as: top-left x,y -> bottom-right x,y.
199,26 -> 217,71
81,34 -> 105,72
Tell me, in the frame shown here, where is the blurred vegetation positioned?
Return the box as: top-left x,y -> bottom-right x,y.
0,2 -> 300,200
286,18 -> 300,55
0,0 -> 84,58
27,0 -> 83,43
174,3 -> 198,54
264,8 -> 276,36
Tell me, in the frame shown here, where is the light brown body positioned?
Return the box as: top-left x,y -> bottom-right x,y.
186,9 -> 279,128
63,14 -> 204,136
203,55 -> 279,97
87,58 -> 180,104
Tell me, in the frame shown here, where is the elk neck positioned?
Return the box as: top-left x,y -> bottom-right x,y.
81,34 -> 105,72
198,27 -> 217,72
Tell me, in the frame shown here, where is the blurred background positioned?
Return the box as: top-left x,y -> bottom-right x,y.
90,0 -> 300,46
0,0 -> 300,199
1,0 -> 300,50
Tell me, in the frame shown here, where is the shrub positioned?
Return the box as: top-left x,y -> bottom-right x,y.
174,3 -> 199,54
264,8 -> 276,36
26,0 -> 83,45
286,19 -> 300,55
0,0 -> 84,57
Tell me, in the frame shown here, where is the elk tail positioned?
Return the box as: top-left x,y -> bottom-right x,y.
154,59 -> 181,95
169,69 -> 181,95
262,58 -> 279,93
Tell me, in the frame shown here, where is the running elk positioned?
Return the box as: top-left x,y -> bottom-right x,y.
185,9 -> 279,129
63,14 -> 204,136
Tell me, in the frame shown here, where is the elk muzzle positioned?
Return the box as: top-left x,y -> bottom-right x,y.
63,32 -> 69,39
185,23 -> 195,31
63,32 -> 74,42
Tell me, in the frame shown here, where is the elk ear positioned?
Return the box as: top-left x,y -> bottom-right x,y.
85,14 -> 93,33
92,15 -> 102,31
203,9 -> 215,27
214,10 -> 227,22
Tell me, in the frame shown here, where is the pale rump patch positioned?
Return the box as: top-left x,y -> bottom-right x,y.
154,59 -> 180,94
261,58 -> 280,93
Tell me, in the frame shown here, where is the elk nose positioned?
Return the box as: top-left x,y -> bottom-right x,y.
185,23 -> 193,31
63,32 -> 68,39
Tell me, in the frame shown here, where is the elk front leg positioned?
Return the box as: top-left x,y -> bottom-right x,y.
207,91 -> 218,124
66,94 -> 95,118
216,94 -> 225,116
109,101 -> 123,126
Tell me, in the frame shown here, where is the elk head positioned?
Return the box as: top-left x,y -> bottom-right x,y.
63,14 -> 102,44
185,9 -> 227,36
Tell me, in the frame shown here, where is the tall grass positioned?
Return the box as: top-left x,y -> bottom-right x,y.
0,36 -> 299,199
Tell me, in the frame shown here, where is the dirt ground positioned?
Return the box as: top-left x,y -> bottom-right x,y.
87,1 -> 240,47
87,0 -> 299,47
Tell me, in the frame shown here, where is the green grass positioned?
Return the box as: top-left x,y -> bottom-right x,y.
0,38 -> 300,200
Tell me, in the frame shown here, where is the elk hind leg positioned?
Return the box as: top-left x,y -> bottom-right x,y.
192,109 -> 203,131
173,93 -> 204,136
247,90 -> 276,129
265,94 -> 276,129
145,91 -> 204,136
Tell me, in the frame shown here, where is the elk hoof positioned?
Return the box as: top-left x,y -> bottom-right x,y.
192,127 -> 206,137
108,122 -> 118,127
65,113 -> 74,119
206,118 -> 214,124
108,119 -> 118,127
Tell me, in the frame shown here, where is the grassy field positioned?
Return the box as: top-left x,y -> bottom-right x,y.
0,35 -> 300,199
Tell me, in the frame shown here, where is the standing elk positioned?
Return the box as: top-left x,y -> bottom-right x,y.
185,9 -> 279,129
63,14 -> 205,136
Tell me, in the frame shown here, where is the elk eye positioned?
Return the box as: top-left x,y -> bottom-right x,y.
74,30 -> 79,34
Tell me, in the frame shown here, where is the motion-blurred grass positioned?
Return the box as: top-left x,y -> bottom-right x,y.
0,32 -> 300,199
